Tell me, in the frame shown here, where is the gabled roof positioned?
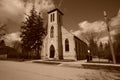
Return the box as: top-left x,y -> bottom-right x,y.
48,8 -> 64,15
74,36 -> 87,46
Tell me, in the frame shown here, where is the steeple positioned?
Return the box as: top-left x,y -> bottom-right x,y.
47,8 -> 63,60
48,8 -> 64,15
48,8 -> 63,27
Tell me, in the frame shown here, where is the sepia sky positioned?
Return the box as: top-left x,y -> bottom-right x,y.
0,0 -> 120,45
56,0 -> 120,31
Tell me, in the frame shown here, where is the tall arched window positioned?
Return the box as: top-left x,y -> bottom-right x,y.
50,13 -> 55,22
50,14 -> 52,22
65,39 -> 69,51
53,13 -> 55,21
50,26 -> 54,38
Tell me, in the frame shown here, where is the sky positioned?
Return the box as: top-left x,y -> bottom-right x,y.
57,0 -> 120,31
0,0 -> 120,45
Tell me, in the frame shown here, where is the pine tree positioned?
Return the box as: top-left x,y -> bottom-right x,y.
20,5 -> 46,59
89,39 -> 98,56
98,42 -> 104,59
103,43 -> 112,61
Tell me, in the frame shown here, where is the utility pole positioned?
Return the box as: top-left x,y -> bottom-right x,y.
104,11 -> 116,64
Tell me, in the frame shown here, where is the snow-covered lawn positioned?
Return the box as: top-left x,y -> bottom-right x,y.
0,60 -> 120,80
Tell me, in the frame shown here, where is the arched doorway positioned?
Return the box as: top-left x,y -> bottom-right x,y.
50,45 -> 55,58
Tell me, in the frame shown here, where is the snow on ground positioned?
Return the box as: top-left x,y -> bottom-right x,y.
0,60 -> 120,80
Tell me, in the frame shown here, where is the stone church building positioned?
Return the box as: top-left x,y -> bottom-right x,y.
41,8 -> 88,60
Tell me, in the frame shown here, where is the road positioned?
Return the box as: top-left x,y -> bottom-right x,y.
0,60 -> 120,80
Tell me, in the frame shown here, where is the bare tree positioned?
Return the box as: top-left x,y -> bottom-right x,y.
80,30 -> 102,44
80,30 -> 103,57
0,24 -> 7,39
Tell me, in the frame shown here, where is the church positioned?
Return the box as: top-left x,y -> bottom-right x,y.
41,8 -> 88,60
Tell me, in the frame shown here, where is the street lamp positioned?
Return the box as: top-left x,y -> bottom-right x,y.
103,11 -> 116,64
88,50 -> 90,54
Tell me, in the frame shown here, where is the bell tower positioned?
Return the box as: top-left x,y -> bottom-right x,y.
47,8 -> 63,60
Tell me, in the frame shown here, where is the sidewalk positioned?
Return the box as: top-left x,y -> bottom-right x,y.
32,60 -> 61,65
32,58 -> 120,71
60,58 -> 120,71
58,60 -> 86,68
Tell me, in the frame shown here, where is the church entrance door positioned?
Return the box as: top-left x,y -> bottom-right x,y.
50,45 -> 55,58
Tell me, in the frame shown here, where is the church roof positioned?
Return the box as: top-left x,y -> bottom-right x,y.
48,8 -> 64,15
74,36 -> 87,46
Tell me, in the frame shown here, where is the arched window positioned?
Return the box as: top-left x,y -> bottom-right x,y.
53,13 -> 55,21
50,26 -> 54,38
65,39 -> 69,51
59,15 -> 61,23
50,14 -> 52,22
50,13 -> 55,22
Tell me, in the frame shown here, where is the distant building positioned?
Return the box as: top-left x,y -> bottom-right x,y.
0,40 -> 7,59
41,8 -> 88,60
0,40 -> 20,59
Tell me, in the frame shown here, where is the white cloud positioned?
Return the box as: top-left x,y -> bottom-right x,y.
0,0 -> 55,46
73,9 -> 120,44
78,21 -> 106,33
111,9 -> 120,27
72,20 -> 106,43
0,0 -> 24,14
25,0 -> 55,15
98,36 -> 108,44
0,0 -> 24,23
0,0 -> 55,32
5,32 -> 21,41
4,32 -> 21,47
110,9 -> 120,34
